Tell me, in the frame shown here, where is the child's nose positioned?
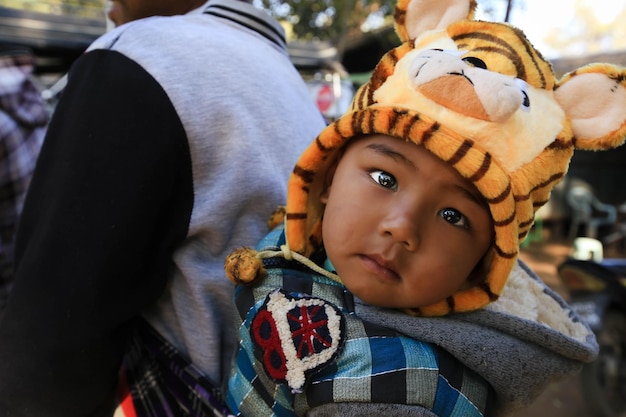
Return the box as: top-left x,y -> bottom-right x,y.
379,204 -> 421,251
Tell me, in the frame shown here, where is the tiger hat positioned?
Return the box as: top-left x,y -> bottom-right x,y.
227,0 -> 626,316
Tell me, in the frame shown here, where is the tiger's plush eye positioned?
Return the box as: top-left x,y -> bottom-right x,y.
515,79 -> 531,111
369,170 -> 398,191
462,56 -> 487,69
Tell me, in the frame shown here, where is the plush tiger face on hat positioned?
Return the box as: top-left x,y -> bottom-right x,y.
285,0 -> 626,316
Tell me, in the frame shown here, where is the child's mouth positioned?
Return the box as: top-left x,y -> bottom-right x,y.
360,254 -> 401,282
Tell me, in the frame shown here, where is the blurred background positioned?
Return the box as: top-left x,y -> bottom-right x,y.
2,0 -> 626,120
1,0 -> 626,415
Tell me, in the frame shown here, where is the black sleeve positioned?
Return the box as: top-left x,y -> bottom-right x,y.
0,50 -> 193,417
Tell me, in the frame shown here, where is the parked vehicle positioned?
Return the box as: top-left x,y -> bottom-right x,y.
288,40 -> 354,122
557,238 -> 626,417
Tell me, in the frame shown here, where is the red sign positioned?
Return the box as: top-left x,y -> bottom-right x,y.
316,83 -> 334,113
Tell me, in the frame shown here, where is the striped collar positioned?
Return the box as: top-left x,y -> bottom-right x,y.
204,0 -> 286,50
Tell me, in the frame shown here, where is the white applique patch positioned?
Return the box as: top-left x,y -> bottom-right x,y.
250,289 -> 346,393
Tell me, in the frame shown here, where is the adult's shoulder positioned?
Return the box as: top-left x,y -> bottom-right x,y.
86,14 -> 206,55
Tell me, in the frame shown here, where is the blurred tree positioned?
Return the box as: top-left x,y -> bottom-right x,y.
477,0 -> 519,22
4,0 -> 531,59
5,0 -> 519,47
256,0 -> 517,57
255,0 -> 395,56
542,0 -> 626,57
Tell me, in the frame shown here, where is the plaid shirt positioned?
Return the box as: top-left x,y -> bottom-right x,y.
227,226 -> 494,417
0,50 -> 47,315
116,320 -> 234,417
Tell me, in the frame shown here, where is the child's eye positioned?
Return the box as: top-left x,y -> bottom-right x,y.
369,170 -> 398,191
439,208 -> 469,228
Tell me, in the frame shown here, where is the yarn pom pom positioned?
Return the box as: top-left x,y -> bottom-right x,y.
224,247 -> 266,284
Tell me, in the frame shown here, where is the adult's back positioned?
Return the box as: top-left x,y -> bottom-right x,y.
95,1 -> 327,384
0,1 -> 326,416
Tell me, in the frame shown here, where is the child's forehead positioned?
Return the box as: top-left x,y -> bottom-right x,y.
344,133 -> 443,167
343,133 -> 489,206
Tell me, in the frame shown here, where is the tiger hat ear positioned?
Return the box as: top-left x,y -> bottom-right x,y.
555,63 -> 626,151
352,0 -> 477,110
394,0 -> 477,42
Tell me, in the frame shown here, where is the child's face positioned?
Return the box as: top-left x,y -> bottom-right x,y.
320,135 -> 494,309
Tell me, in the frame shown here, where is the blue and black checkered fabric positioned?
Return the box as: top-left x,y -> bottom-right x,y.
227,226 -> 494,417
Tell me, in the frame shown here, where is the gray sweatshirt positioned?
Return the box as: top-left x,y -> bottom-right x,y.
351,259 -> 598,416
0,2 -> 326,415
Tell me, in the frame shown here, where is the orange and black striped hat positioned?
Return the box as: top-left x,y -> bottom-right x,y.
283,0 -> 626,316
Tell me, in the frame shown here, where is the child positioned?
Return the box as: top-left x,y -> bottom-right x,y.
224,0 -> 626,415
227,134 -> 499,416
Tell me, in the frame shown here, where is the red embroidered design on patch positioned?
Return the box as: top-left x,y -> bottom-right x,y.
289,304 -> 333,359
251,309 -> 288,380
250,290 -> 345,393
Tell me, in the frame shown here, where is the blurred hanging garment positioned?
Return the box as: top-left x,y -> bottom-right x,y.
0,46 -> 48,318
